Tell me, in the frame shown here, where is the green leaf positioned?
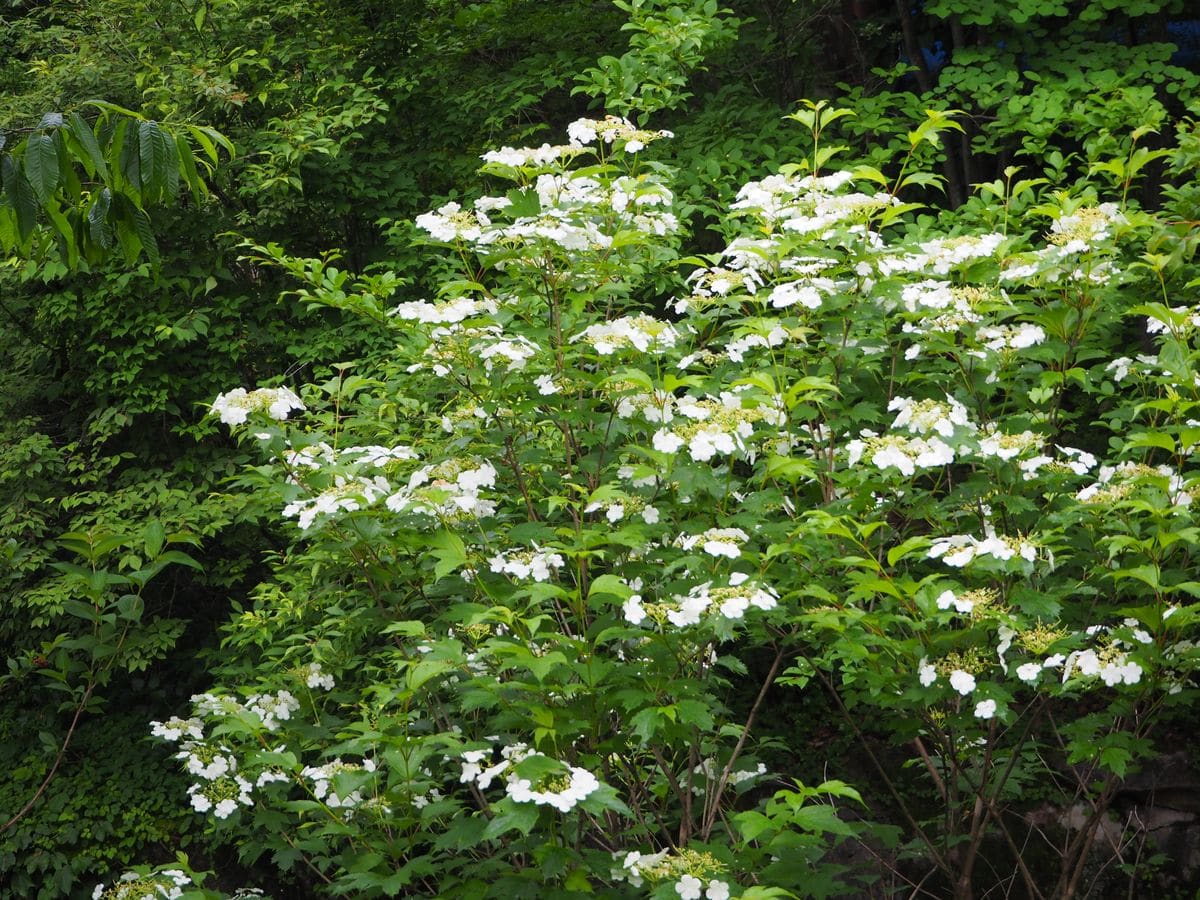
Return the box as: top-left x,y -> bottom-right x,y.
143,520 -> 166,558
116,593 -> 144,622
734,809 -> 776,842
24,133 -> 61,203
67,112 -> 110,180
87,187 -> 114,248
588,573 -> 632,601
482,800 -> 539,839
382,620 -> 426,637
788,803 -> 857,836
1125,431 -> 1175,453
429,529 -> 468,581
139,121 -> 167,204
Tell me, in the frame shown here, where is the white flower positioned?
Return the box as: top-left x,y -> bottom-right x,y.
919,661 -> 937,687
676,874 -> 703,900
567,118 -> 598,146
304,663 -> 335,691
1016,662 -> 1041,683
974,699 -> 997,720
936,589 -> 974,614
214,798 -> 239,819
623,595 -> 647,625
535,374 -> 560,395
706,879 -> 731,900
949,670 -> 976,695
188,786 -> 212,813
653,429 -> 685,454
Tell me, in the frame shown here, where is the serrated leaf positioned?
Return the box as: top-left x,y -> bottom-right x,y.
481,800 -> 539,839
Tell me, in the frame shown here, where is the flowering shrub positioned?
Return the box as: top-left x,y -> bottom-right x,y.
131,101 -> 1200,898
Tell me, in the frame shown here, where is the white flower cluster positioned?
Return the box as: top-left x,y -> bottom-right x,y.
732,170 -> 894,236
675,875 -> 731,900
611,848 -> 729,898
675,527 -> 750,559
566,115 -> 673,152
919,662 -> 1000,717
577,314 -> 680,355
615,387 -> 675,423
389,296 -> 498,324
303,662 -> 335,691
187,773 -> 253,819
412,785 -> 444,810
1018,445 -> 1097,480
651,393 -> 767,462
476,330 -> 540,373
625,574 -> 777,627
210,386 -> 304,426
1048,203 -> 1125,253
177,742 -> 237,781
1145,304 -> 1200,336
92,869 -> 192,900
488,546 -> 566,582
460,742 -> 600,813
928,533 -> 1038,568
246,690 -> 301,731
846,430 -> 954,477
481,143 -> 578,168
418,131 -> 679,260
415,201 -> 488,242
1062,647 -> 1143,686
936,589 -> 983,615
897,279 -> 956,312
385,458 -> 497,521
407,324 -> 541,376
973,322 -> 1046,352
150,716 -> 203,742
584,497 -> 660,524
845,395 -> 977,477
767,277 -> 836,310
1014,622 -> 1149,688
302,757 -> 377,810
677,265 -> 764,311
1076,461 -> 1192,508
282,475 -> 391,530
342,444 -> 420,468
975,429 -> 1043,462
999,205 -> 1126,284
888,395 -> 972,436
1105,353 -> 1158,382
882,233 -> 1005,275
725,324 -> 789,361
690,756 -> 767,793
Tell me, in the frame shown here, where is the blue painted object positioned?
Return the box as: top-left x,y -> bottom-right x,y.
1168,20 -> 1200,67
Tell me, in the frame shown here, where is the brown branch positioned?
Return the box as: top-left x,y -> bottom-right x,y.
701,645 -> 784,841
811,657 -> 952,876
1,681 -> 95,833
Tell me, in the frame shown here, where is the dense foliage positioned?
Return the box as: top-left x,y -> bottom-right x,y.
1,0 -> 1199,897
